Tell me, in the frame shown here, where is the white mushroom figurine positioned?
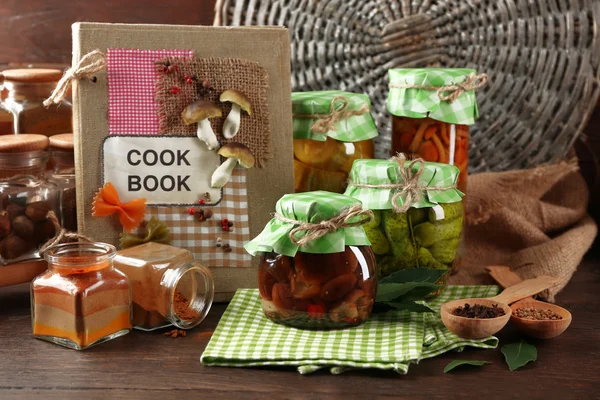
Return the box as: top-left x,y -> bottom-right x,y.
181,99 -> 222,150
220,89 -> 252,139
211,143 -> 255,188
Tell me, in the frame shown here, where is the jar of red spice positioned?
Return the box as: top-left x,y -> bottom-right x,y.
31,242 -> 132,350
0,69 -> 72,135
245,191 -> 377,329
113,242 -> 214,331
0,134 -> 61,264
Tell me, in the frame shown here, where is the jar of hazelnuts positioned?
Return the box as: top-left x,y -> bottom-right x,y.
0,134 -> 61,265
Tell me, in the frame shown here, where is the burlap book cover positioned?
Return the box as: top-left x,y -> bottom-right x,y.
71,22 -> 294,301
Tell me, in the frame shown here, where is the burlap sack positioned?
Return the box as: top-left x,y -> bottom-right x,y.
449,160 -> 597,301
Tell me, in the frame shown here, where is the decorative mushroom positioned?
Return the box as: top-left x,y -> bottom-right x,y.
181,100 -> 222,150
211,143 -> 255,188
220,89 -> 252,139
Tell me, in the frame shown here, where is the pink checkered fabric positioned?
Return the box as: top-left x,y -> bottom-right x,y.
107,48 -> 193,135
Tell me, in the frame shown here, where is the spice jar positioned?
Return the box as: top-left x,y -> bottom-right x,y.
48,134 -> 77,231
113,242 -> 214,331
245,191 -> 377,329
344,157 -> 464,295
387,69 -> 486,193
0,69 -> 72,135
31,242 -> 132,350
292,91 -> 377,193
0,134 -> 61,265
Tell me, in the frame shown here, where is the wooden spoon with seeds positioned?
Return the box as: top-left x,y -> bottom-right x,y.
487,266 -> 572,339
440,275 -> 558,339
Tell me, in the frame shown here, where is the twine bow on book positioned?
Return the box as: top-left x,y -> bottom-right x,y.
274,204 -> 373,246
389,73 -> 488,103
295,95 -> 371,134
43,49 -> 107,107
348,155 -> 457,213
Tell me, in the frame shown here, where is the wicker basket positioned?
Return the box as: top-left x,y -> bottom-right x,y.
214,0 -> 600,172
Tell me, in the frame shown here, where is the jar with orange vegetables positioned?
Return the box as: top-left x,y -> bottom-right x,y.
292,91 -> 378,194
387,69 -> 487,193
245,191 -> 377,329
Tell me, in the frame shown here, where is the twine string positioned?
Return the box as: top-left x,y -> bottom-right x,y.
43,49 -> 107,107
389,73 -> 488,103
294,95 -> 371,134
39,211 -> 94,253
347,154 -> 457,213
274,204 -> 373,247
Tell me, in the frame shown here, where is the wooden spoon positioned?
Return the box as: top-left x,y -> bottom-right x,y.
487,266 -> 572,339
440,275 -> 558,339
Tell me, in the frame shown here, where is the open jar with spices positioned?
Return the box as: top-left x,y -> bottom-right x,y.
48,133 -> 77,232
31,242 -> 132,350
292,91 -> 377,193
387,69 -> 486,193
245,191 -> 377,329
113,242 -> 214,331
344,157 -> 464,295
0,69 -> 72,135
0,134 -> 61,264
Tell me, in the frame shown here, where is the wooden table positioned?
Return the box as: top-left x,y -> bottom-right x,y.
1,257 -> 599,400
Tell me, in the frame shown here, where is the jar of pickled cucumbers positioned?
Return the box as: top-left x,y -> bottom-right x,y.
387,69 -> 486,193
344,158 -> 464,295
245,191 -> 377,329
292,91 -> 378,193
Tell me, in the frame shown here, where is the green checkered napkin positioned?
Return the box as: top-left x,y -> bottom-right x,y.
200,285 -> 499,374
244,191 -> 371,257
344,159 -> 464,210
388,68 -> 480,125
292,90 -> 378,142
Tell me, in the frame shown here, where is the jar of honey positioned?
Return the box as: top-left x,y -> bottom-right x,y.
292,91 -> 378,193
0,68 -> 72,135
387,69 -> 486,193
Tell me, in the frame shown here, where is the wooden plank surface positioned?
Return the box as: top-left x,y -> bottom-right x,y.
1,256 -> 598,400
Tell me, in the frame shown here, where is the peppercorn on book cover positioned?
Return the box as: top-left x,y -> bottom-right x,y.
71,22 -> 294,301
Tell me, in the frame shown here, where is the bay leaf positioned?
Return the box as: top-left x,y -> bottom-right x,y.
379,268 -> 449,285
501,341 -> 537,371
387,301 -> 434,313
375,282 -> 439,302
444,360 -> 492,373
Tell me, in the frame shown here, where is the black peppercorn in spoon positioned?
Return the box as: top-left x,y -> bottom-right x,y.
440,275 -> 558,339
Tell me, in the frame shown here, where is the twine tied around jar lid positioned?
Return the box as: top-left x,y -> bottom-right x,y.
39,211 -> 93,253
347,154 -> 457,213
389,73 -> 488,103
43,50 -> 107,107
294,95 -> 371,134
274,204 -> 373,247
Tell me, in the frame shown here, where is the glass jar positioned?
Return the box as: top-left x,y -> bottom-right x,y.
48,134 -> 77,232
391,118 -> 469,193
113,242 -> 214,331
345,159 -> 465,295
387,68 -> 485,193
258,246 -> 377,329
31,242 -> 132,350
292,91 -> 378,193
0,68 -> 72,135
0,134 -> 61,265
245,191 -> 377,329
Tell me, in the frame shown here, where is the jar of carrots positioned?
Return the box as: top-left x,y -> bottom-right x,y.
292,91 -> 378,194
387,69 -> 486,193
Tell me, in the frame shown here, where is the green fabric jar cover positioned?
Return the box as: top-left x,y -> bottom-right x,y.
244,191 -> 373,257
387,68 -> 486,125
292,90 -> 379,142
